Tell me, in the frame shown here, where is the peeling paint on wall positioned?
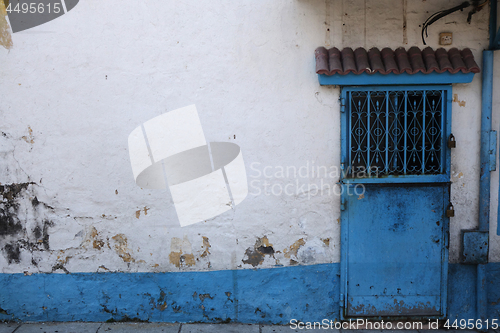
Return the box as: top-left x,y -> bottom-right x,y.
112,234 -> 135,263
135,207 -> 149,219
169,236 -> 195,268
0,0 -> 12,49
283,239 -> 305,258
21,126 -> 34,144
84,226 -> 107,251
453,94 -> 466,107
200,236 -> 211,258
284,238 -> 305,266
242,236 -> 275,267
147,289 -> 168,311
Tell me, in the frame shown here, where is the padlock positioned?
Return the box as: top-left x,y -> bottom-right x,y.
446,203 -> 455,217
447,134 -> 456,148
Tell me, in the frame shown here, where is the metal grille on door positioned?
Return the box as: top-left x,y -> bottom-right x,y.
347,89 -> 445,177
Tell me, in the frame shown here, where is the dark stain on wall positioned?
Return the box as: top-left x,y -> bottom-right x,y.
32,219 -> 52,251
0,210 -> 22,236
3,242 -> 20,263
242,236 -> 275,267
171,301 -> 181,313
0,183 -> 33,236
31,196 -> 40,208
51,262 -> 70,274
31,196 -> 54,210
0,182 -> 33,201
0,182 -> 54,265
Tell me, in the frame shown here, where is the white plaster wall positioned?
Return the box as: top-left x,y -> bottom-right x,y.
0,0 -> 494,274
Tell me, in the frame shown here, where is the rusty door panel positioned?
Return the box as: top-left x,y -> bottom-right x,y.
341,185 -> 448,318
347,296 -> 441,316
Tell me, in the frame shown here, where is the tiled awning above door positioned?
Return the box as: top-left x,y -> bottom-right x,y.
315,46 -> 480,85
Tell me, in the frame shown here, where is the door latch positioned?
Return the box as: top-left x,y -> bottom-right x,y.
446,203 -> 455,217
447,134 -> 456,148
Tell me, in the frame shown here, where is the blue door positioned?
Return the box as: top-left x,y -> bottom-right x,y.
340,86 -> 451,319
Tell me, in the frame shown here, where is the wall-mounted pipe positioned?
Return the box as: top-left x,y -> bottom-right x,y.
478,50 -> 493,323
478,0 -> 497,322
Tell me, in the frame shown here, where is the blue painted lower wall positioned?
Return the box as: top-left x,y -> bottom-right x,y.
0,263 -> 498,323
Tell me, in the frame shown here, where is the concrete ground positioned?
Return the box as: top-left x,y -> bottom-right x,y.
0,322 -> 498,333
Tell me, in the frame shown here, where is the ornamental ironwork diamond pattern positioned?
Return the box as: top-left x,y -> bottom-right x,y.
348,89 -> 444,177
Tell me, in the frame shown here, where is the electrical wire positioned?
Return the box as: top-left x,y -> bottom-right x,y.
421,1 -> 471,45
467,0 -> 489,23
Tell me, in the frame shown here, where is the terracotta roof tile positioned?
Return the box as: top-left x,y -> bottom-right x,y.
435,48 -> 453,72
422,47 -> 440,73
396,47 -> 413,73
315,46 -> 480,75
367,48 -> 384,73
381,48 -> 398,74
341,48 -> 356,73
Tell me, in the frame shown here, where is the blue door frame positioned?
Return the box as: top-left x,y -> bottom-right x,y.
339,85 -> 453,320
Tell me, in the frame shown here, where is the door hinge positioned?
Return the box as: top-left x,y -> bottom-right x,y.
490,130 -> 497,171
340,293 -> 345,308
340,98 -> 346,113
340,196 -> 346,211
